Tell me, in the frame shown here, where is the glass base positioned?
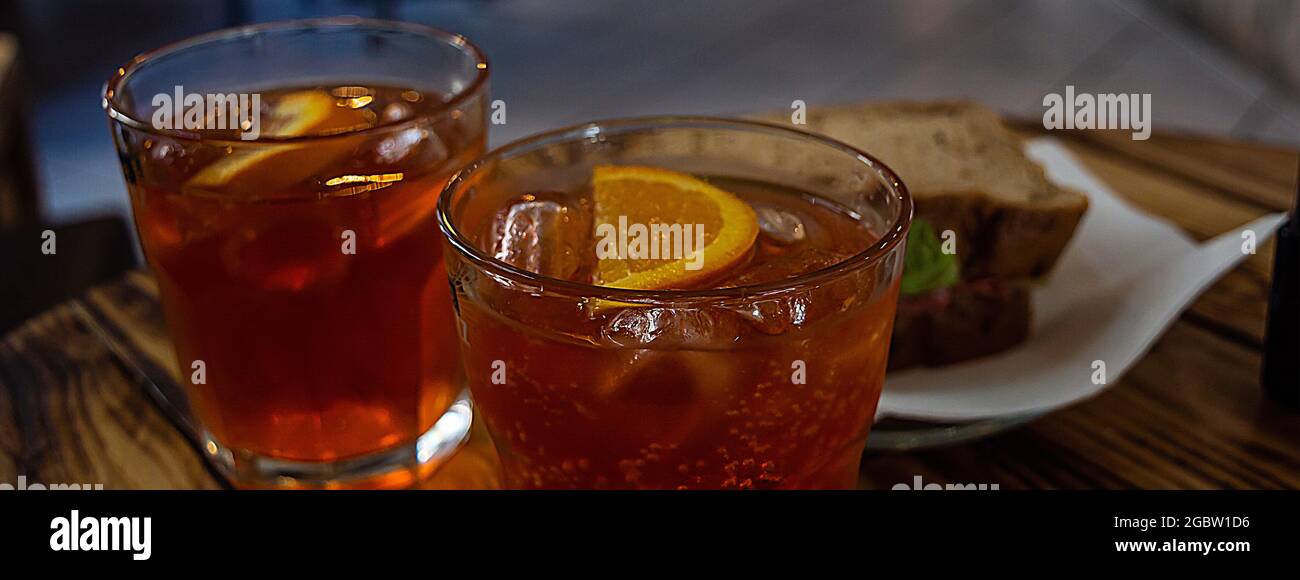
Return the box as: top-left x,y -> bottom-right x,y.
203,392 -> 473,489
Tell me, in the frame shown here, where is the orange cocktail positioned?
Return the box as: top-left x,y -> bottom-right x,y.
439,118 -> 911,489
105,20 -> 488,487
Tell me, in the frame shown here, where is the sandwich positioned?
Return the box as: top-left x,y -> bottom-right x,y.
762,101 -> 1088,369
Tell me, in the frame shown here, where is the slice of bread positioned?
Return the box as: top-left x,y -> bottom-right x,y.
888,280 -> 1031,370
757,101 -> 1087,278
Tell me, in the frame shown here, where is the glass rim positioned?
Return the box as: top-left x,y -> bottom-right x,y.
437,115 -> 914,304
102,16 -> 490,145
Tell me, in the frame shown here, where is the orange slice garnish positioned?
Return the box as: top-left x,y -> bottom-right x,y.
592,165 -> 758,289
187,90 -> 371,194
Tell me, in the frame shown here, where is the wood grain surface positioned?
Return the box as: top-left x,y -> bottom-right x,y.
1,107 -> 1296,490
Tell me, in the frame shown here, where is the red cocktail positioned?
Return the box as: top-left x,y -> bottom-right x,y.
106,20 -> 488,488
439,118 -> 911,489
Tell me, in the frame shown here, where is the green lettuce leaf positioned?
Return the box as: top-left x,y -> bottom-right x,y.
900,218 -> 960,295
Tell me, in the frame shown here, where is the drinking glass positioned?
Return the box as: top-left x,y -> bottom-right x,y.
104,18 -> 488,488
438,117 -> 911,489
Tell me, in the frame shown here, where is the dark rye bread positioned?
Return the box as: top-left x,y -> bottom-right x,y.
753,101 -> 1086,369
888,281 -> 1031,370
759,101 -> 1087,278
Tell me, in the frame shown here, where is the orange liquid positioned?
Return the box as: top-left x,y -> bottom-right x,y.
457,178 -> 899,488
128,86 -> 484,462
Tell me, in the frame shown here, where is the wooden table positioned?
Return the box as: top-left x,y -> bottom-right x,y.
1,122 -> 1296,490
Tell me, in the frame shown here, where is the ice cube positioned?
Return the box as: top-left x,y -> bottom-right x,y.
717,248 -> 857,334
381,102 -> 414,123
136,193 -> 186,254
222,219 -> 348,292
753,204 -> 806,245
733,296 -> 812,335
719,247 -> 852,287
600,306 -> 743,349
488,191 -> 593,281
592,349 -> 739,445
149,139 -> 188,166
374,125 -> 447,167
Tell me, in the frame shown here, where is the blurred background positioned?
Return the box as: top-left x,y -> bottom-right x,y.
0,0 -> 1297,328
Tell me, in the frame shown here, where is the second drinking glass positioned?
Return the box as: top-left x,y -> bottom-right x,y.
104,18 -> 489,488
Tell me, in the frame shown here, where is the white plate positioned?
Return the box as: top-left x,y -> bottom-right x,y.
875,138 -> 1285,424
